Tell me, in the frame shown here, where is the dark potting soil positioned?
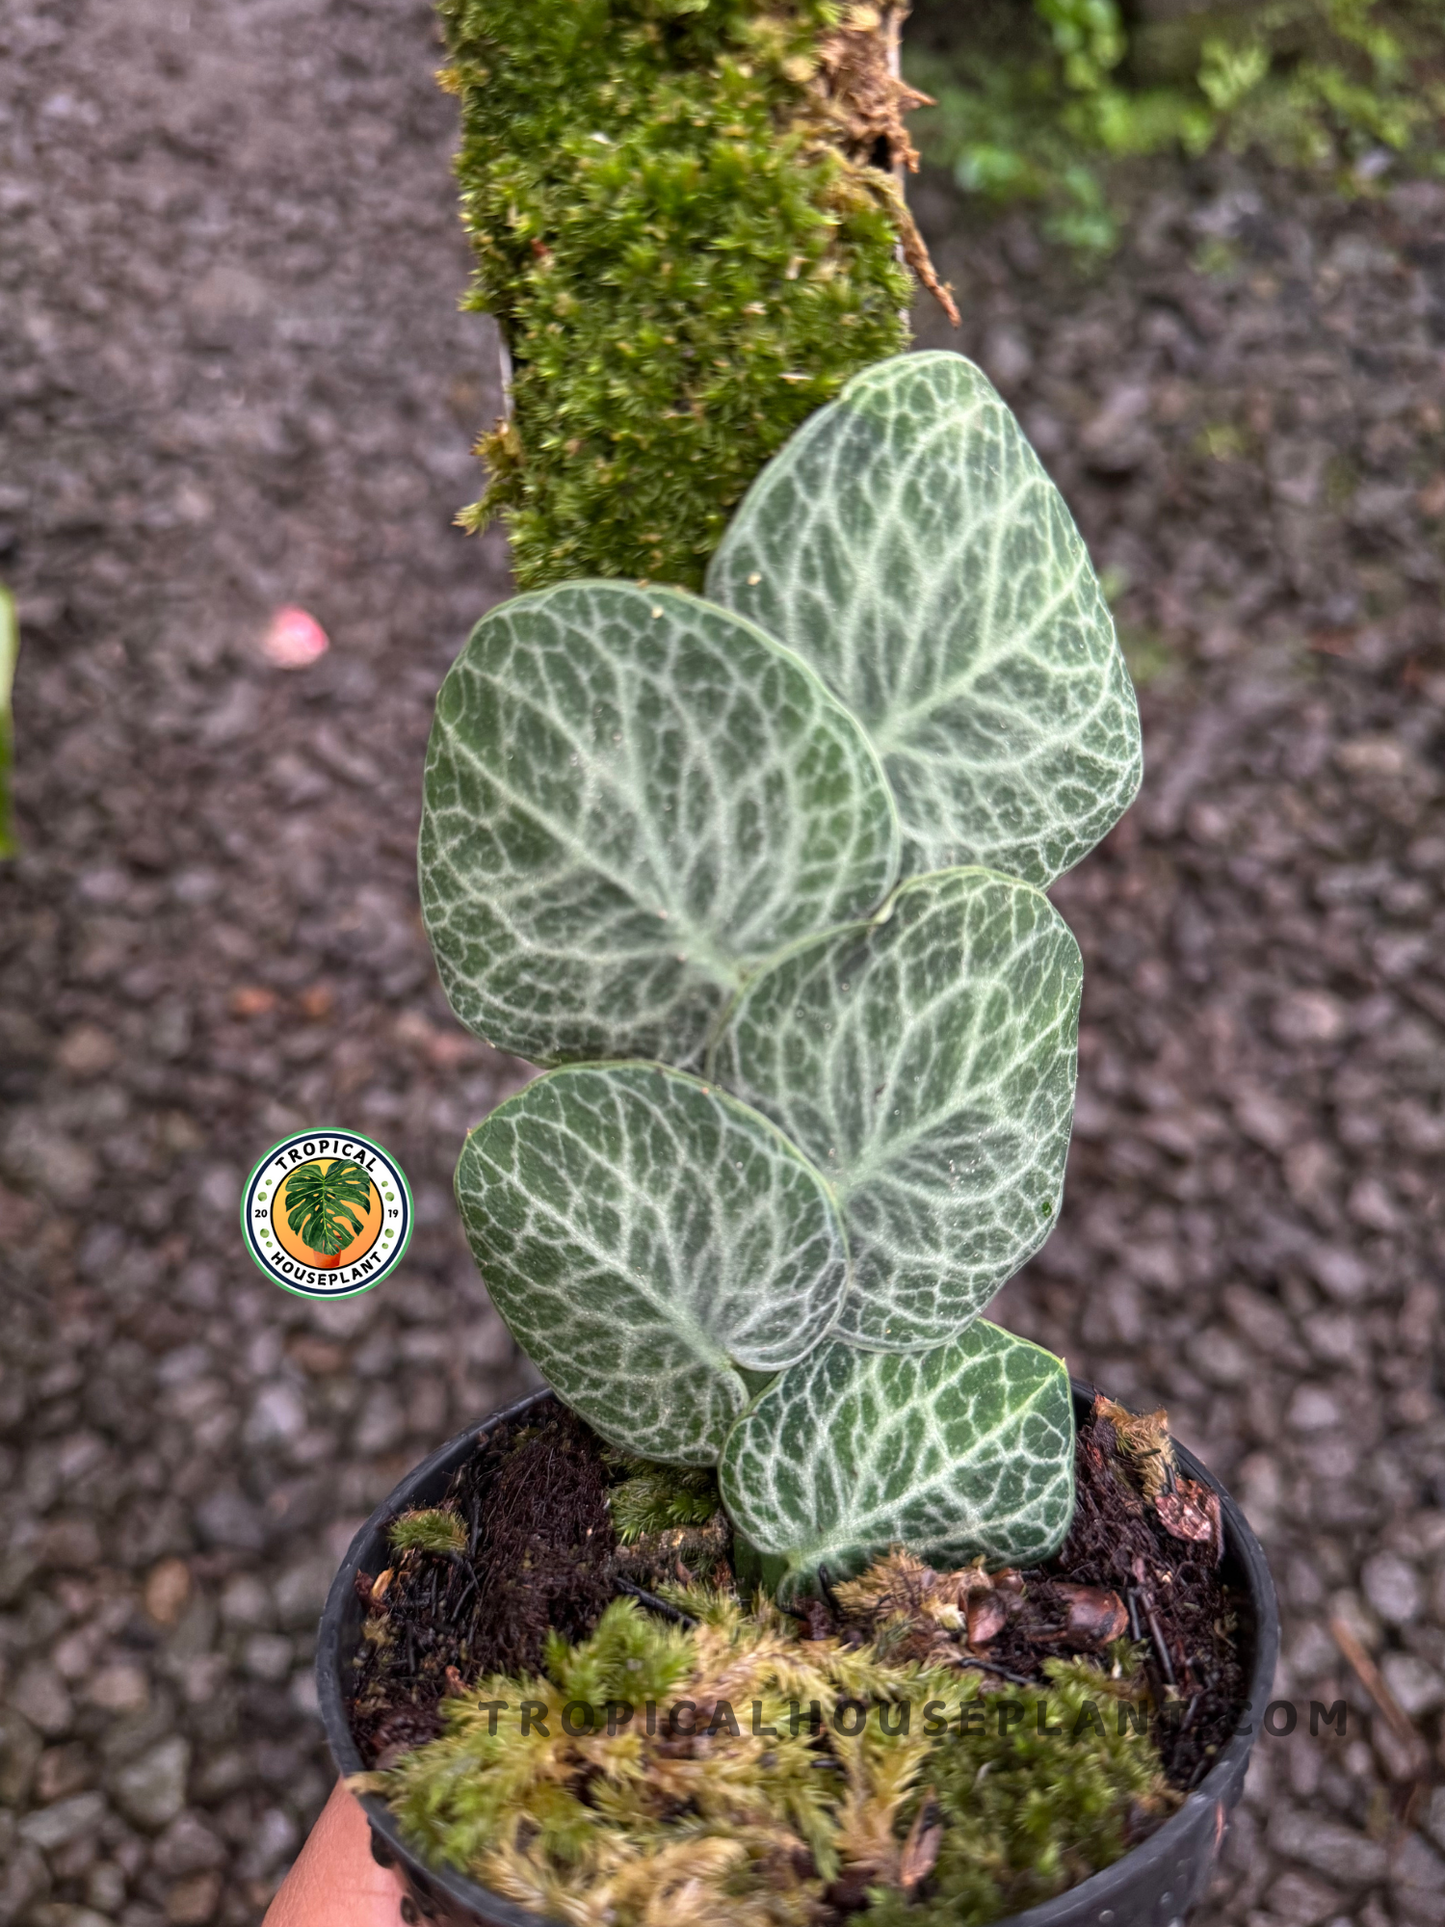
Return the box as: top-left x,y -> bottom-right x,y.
348,1406 -> 620,1764
989,1406 -> 1244,1792
346,1396 -> 1244,1795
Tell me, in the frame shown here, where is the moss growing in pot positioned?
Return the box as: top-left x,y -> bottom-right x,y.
438,0 -> 952,590
361,1583 -> 1172,1926
389,1508 -> 469,1557
865,1657 -> 1173,1926
605,1452 -> 724,1542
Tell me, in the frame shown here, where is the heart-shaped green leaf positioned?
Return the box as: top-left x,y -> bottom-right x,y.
711,868 -> 1081,1352
455,1062 -> 848,1464
420,581 -> 899,1067
706,351 -> 1142,889
719,1324 -> 1074,1588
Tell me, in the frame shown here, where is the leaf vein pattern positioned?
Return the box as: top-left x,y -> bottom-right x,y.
707,352 -> 1142,889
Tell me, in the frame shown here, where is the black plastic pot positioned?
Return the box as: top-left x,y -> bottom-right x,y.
318,1384 -> 1278,1927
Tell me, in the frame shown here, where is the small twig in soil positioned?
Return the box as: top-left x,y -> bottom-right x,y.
956,1653 -> 1035,1688
1144,1603 -> 1175,1689
438,1549 -> 473,1623
614,1579 -> 697,1627
1125,1586 -> 1142,1643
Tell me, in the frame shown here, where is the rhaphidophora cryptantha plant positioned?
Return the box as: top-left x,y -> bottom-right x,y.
419,352 -> 1142,1598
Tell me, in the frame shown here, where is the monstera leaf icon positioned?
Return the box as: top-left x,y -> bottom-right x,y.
284,1159 -> 373,1262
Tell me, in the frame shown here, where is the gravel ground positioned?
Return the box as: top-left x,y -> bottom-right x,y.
914,166 -> 1445,1925
0,1 -> 533,1921
2,1 -> 1444,1922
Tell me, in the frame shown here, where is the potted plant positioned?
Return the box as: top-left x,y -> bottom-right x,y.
315,348 -> 1279,1926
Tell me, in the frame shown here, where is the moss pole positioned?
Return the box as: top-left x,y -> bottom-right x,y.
439,0 -> 950,590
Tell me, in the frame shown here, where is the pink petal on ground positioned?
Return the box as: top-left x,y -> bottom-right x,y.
261,605 -> 329,668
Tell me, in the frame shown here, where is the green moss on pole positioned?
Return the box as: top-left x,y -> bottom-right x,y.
439,0 -> 939,590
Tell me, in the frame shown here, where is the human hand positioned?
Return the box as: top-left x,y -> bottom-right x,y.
262,1780 -> 404,1927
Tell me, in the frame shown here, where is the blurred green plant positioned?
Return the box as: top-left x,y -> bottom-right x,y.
0,586 -> 17,859
905,0 -> 1445,254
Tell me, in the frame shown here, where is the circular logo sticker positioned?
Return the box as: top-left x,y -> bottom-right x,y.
240,1130 -> 412,1298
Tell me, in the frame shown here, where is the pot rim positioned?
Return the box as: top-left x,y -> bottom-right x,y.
317,1381 -> 1279,1927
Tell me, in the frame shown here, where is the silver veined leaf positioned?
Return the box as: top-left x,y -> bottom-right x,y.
711,868 -> 1081,1352
455,1061 -> 848,1465
718,1323 -> 1075,1589
420,581 -> 899,1066
706,351 -> 1142,889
